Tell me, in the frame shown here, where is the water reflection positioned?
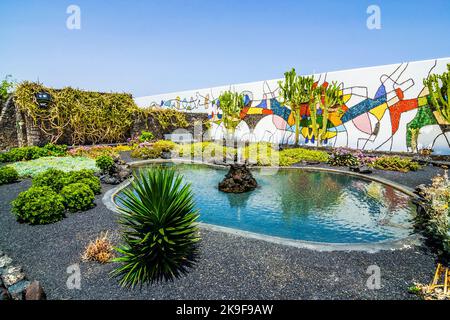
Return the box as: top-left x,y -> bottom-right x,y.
126,163 -> 416,243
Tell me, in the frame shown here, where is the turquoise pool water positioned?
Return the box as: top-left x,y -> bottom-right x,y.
118,163 -> 416,244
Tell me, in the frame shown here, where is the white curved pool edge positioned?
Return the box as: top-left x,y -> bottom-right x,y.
102,159 -> 423,253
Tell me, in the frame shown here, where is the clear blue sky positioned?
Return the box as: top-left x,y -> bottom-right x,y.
1,0 -> 449,97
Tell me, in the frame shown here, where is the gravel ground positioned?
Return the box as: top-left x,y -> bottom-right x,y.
0,175 -> 440,300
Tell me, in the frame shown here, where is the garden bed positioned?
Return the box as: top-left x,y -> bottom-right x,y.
0,159 -> 445,299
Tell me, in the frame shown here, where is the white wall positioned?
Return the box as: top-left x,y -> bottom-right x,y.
135,58 -> 450,155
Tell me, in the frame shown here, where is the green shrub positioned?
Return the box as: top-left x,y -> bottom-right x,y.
96,155 -> 115,174
153,140 -> 177,152
32,168 -> 67,192
79,177 -> 102,195
0,144 -> 67,163
371,156 -> 420,172
175,142 -> 236,159
139,131 -> 154,142
43,143 -> 68,156
130,147 -> 161,159
328,148 -> 359,167
243,143 -> 277,166
60,183 -> 95,212
12,186 -> 65,224
63,169 -> 97,182
0,166 -> 19,185
279,148 -> 329,166
112,168 -> 200,287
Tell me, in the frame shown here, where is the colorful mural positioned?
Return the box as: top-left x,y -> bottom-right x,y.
134,58 -> 450,155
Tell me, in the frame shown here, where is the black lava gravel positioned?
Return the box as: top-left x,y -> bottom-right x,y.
0,175 -> 439,300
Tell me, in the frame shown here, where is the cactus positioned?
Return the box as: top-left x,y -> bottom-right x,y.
424,63 -> 450,124
316,81 -> 344,146
218,91 -> 245,136
278,69 -> 314,145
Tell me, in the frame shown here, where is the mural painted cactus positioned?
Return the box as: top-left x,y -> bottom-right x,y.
278,69 -> 314,145
218,91 -> 244,136
424,63 -> 450,124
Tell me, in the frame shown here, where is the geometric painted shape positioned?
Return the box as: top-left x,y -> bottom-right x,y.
369,102 -> 388,120
270,98 -> 291,123
352,113 -> 372,135
272,115 -> 288,130
374,84 -> 387,99
389,98 -> 419,134
341,96 -> 387,123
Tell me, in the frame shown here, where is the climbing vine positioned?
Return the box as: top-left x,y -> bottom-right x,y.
14,82 -> 137,145
0,75 -> 14,102
136,108 -> 189,130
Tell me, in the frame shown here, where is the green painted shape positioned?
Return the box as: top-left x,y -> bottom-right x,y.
406,105 -> 438,147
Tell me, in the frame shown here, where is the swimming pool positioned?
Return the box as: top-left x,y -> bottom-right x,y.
116,162 -> 416,244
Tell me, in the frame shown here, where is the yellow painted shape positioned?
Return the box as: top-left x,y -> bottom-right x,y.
328,112 -> 343,127
369,102 -> 388,120
343,94 -> 352,103
301,127 -> 311,139
301,126 -> 337,139
246,107 -> 263,115
287,112 -> 296,126
418,96 -> 428,107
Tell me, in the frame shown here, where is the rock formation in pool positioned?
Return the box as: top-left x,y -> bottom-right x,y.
218,163 -> 258,193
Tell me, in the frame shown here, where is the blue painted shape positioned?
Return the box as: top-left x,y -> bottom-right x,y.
330,125 -> 346,132
270,98 -> 291,122
341,96 -> 387,123
256,99 -> 268,109
374,84 -> 386,99
244,94 -> 251,106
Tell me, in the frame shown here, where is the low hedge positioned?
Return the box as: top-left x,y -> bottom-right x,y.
371,156 -> 420,172
61,183 -> 95,212
0,166 -> 19,185
0,143 -> 67,163
12,168 -> 100,225
96,155 -> 115,174
12,186 -> 66,225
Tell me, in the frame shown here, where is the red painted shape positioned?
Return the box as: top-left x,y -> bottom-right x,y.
395,88 -> 404,100
300,103 -> 310,117
262,109 -> 273,115
240,107 -> 249,119
389,99 -> 419,134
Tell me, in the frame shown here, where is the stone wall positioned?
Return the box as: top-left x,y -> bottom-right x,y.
0,98 -> 211,149
0,96 -> 20,150
131,112 -> 210,141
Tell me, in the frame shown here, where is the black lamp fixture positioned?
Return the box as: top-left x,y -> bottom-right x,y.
35,92 -> 52,108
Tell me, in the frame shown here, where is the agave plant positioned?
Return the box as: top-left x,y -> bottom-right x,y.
112,167 -> 200,288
